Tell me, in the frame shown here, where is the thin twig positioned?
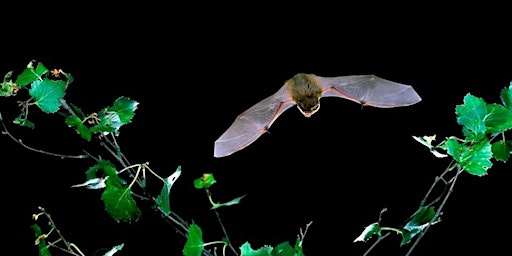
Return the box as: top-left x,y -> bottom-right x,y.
405,167 -> 463,256
0,112 -> 88,159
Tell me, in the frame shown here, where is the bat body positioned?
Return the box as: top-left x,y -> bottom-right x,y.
214,73 -> 421,158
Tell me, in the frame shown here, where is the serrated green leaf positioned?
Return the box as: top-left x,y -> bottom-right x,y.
65,115 -> 92,141
69,103 -> 86,119
501,85 -> 512,109
446,137 -> 462,162
240,242 -> 272,256
156,166 -> 182,215
354,222 -> 381,242
194,173 -> 216,189
401,206 -> 440,245
491,141 -> 511,162
95,97 -> 138,135
29,79 -> 66,113
456,94 -> 487,140
85,160 -> 140,222
484,103 -> 512,134
102,178 -> 141,223
460,139 -> 493,176
31,224 -> 52,256
272,242 -> 294,256
16,62 -> 48,87
111,97 -> 138,123
183,223 -> 204,256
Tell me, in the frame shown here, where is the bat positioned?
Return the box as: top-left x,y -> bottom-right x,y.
214,73 -> 422,158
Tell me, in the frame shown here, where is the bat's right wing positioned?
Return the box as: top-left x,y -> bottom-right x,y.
316,75 -> 421,108
214,85 -> 296,158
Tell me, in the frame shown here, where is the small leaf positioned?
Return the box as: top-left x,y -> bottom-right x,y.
1,71 -> 20,96
156,166 -> 182,215
65,115 -> 92,141
401,206 -> 441,245
13,110 -> 35,129
484,103 -> 512,134
31,224 -> 52,256
29,79 -> 66,113
240,242 -> 272,256
16,61 -> 48,87
194,173 -> 216,189
102,243 -> 124,256
446,137 -> 462,162
183,223 -> 204,256
86,160 -> 140,222
95,97 -> 138,135
102,178 -> 141,223
492,140 -> 511,162
456,94 -> 487,140
354,222 -> 381,242
71,177 -> 107,189
112,97 -> 138,123
294,236 -> 305,256
501,84 -> 512,109
211,195 -> 246,210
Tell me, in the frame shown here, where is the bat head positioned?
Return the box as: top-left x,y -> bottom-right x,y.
297,101 -> 320,118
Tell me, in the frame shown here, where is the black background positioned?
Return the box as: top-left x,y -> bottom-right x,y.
2,4 -> 511,256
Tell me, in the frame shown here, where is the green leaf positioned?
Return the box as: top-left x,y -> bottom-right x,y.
16,61 -> 48,87
31,224 -> 52,256
354,222 -> 381,243
273,242 -> 295,256
183,223 -> 204,256
456,94 -> 487,140
446,137 -> 462,162
194,173 -> 216,189
293,236 -> 305,256
156,166 -> 182,215
491,140 -> 511,162
211,195 -> 246,209
460,139 -> 493,176
95,97 -> 138,135
447,138 -> 493,176
65,115 -> 92,141
240,242 -> 272,256
29,79 -> 66,113
13,109 -> 35,129
86,160 -> 140,222
112,97 -> 138,123
484,103 -> 512,134
1,71 -> 20,96
401,206 -> 441,245
501,84 -> 512,109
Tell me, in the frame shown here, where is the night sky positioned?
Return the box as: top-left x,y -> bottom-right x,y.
2,4 -> 511,256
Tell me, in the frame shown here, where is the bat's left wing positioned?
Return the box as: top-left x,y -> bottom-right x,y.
314,75 -> 421,108
214,85 -> 296,158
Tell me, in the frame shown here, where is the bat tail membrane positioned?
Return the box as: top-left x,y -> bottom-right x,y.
318,75 -> 421,108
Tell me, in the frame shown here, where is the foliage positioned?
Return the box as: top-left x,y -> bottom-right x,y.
0,60 -> 510,255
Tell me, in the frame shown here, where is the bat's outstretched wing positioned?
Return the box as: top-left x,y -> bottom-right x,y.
315,75 -> 421,108
214,85 -> 296,158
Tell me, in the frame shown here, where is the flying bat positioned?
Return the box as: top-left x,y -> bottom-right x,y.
214,73 -> 421,158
